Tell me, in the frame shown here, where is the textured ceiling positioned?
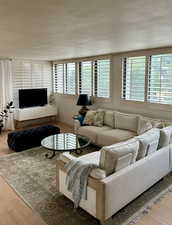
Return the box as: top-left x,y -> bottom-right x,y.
0,0 -> 172,60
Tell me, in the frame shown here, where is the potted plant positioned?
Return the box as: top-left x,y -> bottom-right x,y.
0,101 -> 14,134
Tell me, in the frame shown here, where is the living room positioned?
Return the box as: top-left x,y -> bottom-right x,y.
1,0 -> 172,225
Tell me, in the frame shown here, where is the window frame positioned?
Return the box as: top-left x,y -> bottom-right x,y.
122,53 -> 172,106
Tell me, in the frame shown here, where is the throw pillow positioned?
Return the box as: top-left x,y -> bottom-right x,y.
104,110 -> 115,128
93,110 -> 105,127
137,116 -> 152,135
136,128 -> 160,160
99,138 -> 139,176
115,111 -> 139,132
83,110 -> 96,125
143,117 -> 164,128
158,126 -> 172,148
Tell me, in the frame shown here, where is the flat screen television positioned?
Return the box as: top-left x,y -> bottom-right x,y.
19,88 -> 48,108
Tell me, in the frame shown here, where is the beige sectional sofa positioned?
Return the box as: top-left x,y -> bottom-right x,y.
57,125 -> 172,225
75,109 -> 172,146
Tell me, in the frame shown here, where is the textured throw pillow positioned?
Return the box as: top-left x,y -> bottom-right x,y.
137,116 -> 152,135
83,110 -> 96,125
93,110 -> 105,127
158,126 -> 172,148
152,120 -> 164,128
136,128 -> 160,160
115,112 -> 139,132
99,138 -> 139,176
143,117 -> 163,129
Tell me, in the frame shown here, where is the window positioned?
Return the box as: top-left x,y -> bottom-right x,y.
96,59 -> 110,98
54,63 -> 76,95
54,64 -> 64,94
148,54 -> 172,104
122,56 -> 146,101
79,61 -> 92,95
122,54 -> 172,105
65,63 -> 76,95
53,58 -> 111,98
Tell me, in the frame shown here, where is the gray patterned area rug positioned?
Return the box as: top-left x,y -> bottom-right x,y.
0,147 -> 172,225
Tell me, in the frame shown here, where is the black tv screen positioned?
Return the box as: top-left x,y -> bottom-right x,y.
19,88 -> 48,108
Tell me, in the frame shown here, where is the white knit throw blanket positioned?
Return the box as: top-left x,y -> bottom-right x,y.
64,158 -> 98,208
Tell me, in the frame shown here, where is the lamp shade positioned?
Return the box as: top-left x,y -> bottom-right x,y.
77,94 -> 92,106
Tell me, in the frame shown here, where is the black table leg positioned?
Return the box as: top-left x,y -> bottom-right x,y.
45,151 -> 56,159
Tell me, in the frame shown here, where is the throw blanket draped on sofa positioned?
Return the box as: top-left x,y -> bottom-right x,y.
65,159 -> 98,208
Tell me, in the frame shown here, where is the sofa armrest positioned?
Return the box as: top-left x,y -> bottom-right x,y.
169,144 -> 172,171
58,152 -> 106,180
101,147 -> 170,219
56,158 -> 106,223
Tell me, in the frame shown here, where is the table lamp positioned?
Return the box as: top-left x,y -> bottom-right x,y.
77,94 -> 92,116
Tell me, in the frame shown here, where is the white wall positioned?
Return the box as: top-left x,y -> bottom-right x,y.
55,47 -> 172,126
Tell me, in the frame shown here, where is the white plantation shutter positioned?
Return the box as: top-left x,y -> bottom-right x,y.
122,56 -> 146,101
53,63 -> 76,95
148,54 -> 172,104
79,61 -> 92,95
53,58 -> 111,98
65,63 -> 76,95
12,60 -> 52,107
54,63 -> 64,93
95,59 -> 110,98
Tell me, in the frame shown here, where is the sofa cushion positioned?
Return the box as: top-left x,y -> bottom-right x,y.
115,112 -> 139,132
159,126 -> 172,148
97,129 -> 136,146
99,139 -> 139,176
60,152 -> 106,179
136,128 -> 160,160
78,126 -> 111,144
83,110 -> 97,125
137,116 -> 152,135
103,110 -> 115,128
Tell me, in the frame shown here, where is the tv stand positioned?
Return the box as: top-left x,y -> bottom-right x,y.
14,105 -> 57,129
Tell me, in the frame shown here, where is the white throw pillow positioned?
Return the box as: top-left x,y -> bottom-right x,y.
159,126 -> 172,148
99,138 -> 139,176
137,116 -> 152,135
115,112 -> 139,132
83,110 -> 97,125
136,128 -> 160,160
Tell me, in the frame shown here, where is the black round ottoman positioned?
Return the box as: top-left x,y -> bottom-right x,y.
7,125 -> 60,152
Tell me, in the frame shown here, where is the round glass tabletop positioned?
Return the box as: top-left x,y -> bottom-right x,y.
41,133 -> 91,152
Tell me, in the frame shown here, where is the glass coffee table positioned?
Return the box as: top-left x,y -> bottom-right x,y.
41,133 -> 91,159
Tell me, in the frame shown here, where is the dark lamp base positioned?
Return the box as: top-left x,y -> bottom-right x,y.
79,106 -> 89,117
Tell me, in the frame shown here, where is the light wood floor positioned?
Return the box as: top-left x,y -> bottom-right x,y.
0,176 -> 47,225
0,122 -> 172,225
